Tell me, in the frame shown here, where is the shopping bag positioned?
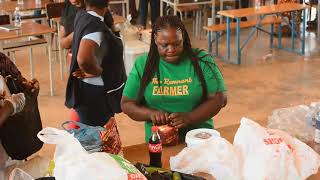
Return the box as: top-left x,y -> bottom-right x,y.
62,118 -> 122,154
37,127 -> 129,180
61,121 -> 104,153
234,117 -> 320,180
0,75 -> 43,160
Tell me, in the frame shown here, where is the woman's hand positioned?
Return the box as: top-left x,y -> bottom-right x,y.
168,112 -> 191,129
23,79 -> 40,96
149,110 -> 170,126
72,68 -> 102,79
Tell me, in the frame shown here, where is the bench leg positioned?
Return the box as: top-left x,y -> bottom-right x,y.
291,11 -> 295,50
236,17 -> 241,65
215,32 -> 219,56
270,24 -> 274,48
47,34 -> 54,96
29,48 -> 35,79
278,22 -> 282,48
226,17 -> 231,60
12,52 -> 16,64
302,9 -> 306,55
208,31 -> 212,53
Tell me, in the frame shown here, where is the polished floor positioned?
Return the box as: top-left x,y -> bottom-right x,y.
7,24 -> 320,159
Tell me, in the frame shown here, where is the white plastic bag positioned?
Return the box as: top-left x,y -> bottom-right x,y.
170,136 -> 242,180
234,117 -> 320,180
8,168 -> 34,180
37,128 -> 128,180
170,117 -> 320,180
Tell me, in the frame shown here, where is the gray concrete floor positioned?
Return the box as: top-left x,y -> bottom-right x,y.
7,24 -> 320,159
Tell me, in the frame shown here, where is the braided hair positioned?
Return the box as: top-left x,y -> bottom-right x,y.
137,16 -> 210,105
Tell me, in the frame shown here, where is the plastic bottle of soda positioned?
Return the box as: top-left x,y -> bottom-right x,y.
14,7 -> 21,27
148,126 -> 162,167
255,0 -> 261,10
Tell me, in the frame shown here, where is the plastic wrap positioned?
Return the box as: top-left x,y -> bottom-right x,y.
267,102 -> 320,143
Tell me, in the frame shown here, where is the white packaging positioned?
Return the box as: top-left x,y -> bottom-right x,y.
124,40 -> 149,76
185,128 -> 220,148
234,117 -> 320,180
139,29 -> 151,44
170,136 -> 242,180
171,117 -> 320,180
37,128 -> 128,180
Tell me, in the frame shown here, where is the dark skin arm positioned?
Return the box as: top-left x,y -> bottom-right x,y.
59,26 -> 74,49
0,100 -> 14,126
121,97 -> 170,125
74,39 -> 103,79
169,92 -> 227,129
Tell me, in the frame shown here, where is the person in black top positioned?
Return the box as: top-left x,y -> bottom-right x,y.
60,0 -> 84,49
59,0 -> 115,49
65,0 -> 114,126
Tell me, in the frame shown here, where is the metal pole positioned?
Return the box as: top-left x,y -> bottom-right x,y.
302,9 -> 306,54
226,17 -> 231,60
236,17 -> 241,64
291,11 -> 295,50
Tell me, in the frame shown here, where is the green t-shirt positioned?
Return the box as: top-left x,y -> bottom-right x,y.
123,50 -> 226,142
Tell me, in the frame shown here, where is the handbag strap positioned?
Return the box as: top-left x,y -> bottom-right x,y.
61,120 -> 89,130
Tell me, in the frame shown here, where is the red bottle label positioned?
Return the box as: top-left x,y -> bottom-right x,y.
149,143 -> 162,153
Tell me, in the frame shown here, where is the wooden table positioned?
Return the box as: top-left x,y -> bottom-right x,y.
0,0 -> 52,12
0,22 -> 55,95
123,123 -> 320,179
217,3 -> 308,64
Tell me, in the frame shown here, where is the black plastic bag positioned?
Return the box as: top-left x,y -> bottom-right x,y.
0,53 -> 43,160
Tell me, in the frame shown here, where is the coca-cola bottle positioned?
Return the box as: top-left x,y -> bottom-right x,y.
148,126 -> 162,167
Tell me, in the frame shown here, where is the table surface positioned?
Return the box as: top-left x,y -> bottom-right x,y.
51,14 -> 126,25
123,123 -> 320,180
0,0 -> 52,12
0,21 -> 53,41
163,0 -> 213,5
218,3 -> 308,18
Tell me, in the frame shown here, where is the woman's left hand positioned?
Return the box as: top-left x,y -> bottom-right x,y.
168,112 -> 191,129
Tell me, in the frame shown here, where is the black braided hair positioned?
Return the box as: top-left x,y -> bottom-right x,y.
136,15 -> 210,105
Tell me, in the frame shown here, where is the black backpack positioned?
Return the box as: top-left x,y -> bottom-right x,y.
0,52 -> 43,160
101,27 -> 127,114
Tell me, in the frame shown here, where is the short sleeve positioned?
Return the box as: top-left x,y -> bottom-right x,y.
82,32 -> 104,46
122,53 -> 148,100
198,51 -> 226,93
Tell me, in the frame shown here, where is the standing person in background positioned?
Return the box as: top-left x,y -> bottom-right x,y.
129,0 -> 138,18
65,0 -> 113,126
121,16 -> 227,142
60,0 -> 85,49
61,0 -> 118,128
60,0 -> 115,50
137,0 -> 160,28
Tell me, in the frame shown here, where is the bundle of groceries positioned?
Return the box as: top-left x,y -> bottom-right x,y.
37,127 -> 145,180
170,117 -> 320,180
37,127 -> 201,180
134,163 -> 205,180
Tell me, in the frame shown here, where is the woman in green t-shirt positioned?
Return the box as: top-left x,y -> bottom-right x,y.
121,16 -> 227,142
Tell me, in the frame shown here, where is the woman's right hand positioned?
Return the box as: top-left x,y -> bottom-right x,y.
72,68 -> 102,79
149,110 -> 170,125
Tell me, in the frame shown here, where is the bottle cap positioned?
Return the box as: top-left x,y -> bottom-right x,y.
152,126 -> 158,132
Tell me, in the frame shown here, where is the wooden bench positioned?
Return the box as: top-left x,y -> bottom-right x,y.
203,16 -> 282,57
